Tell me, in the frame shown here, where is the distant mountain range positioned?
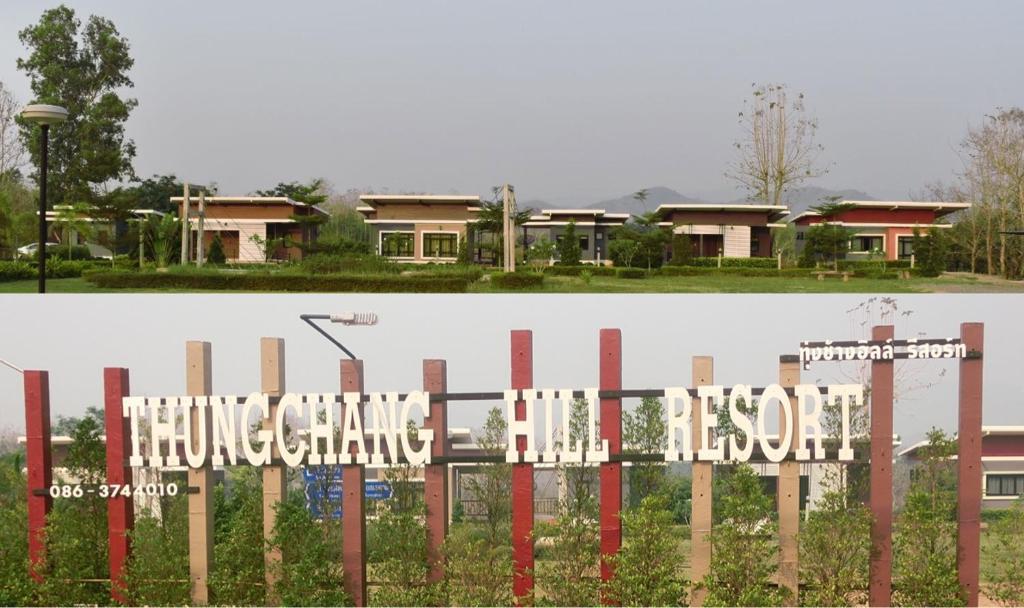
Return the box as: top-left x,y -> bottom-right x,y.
521,185 -> 876,219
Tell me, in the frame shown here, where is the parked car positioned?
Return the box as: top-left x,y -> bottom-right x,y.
16,242 -> 61,259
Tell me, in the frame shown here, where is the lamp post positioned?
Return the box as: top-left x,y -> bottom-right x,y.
20,104 -> 68,294
300,312 -> 379,359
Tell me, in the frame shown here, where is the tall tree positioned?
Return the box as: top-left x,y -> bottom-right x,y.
0,82 -> 24,183
727,82 -> 827,205
17,6 -> 137,205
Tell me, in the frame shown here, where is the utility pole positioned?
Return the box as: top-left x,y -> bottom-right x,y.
196,191 -> 206,266
502,184 -> 516,273
180,182 -> 190,265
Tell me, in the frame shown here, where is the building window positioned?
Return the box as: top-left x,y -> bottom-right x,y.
986,473 -> 1024,497
422,232 -> 458,258
796,232 -> 805,241
850,235 -> 884,253
898,237 -> 914,260
380,232 -> 414,257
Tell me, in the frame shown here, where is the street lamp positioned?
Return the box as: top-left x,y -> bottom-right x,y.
300,312 -> 379,359
21,104 -> 68,294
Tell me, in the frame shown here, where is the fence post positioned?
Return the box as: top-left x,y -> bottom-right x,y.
23,370 -> 52,583
599,328 -> 622,602
957,323 -> 984,606
423,360 -> 449,585
186,341 -> 215,606
690,356 -> 713,606
261,338 -> 286,605
340,359 -> 367,606
868,325 -> 894,607
778,356 -> 801,603
104,367 -> 134,604
510,330 -> 534,604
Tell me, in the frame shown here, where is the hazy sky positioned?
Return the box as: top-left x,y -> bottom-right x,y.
2,1 -> 1022,204
0,294 -> 1019,447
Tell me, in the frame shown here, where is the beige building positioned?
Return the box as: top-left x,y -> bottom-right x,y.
654,203 -> 790,258
357,194 -> 481,263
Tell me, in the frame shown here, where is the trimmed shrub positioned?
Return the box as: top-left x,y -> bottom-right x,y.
491,272 -> 544,289
656,266 -> 817,278
207,234 -> 227,264
837,259 -> 911,270
0,260 -> 96,282
616,268 -> 647,279
84,271 -> 471,292
685,256 -> 777,268
302,253 -> 397,275
542,265 -> 616,277
401,264 -> 483,282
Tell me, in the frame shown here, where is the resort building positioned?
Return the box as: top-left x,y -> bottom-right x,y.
522,209 -> 630,264
898,426 -> 1024,510
357,194 -> 481,263
790,200 -> 971,262
653,203 -> 790,258
172,196 -> 326,263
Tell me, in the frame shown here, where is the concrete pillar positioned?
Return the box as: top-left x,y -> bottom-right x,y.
778,356 -> 801,603
690,356 -> 713,606
599,329 -> 622,603
340,360 -> 367,606
261,338 -> 286,605
868,326 -> 894,607
186,341 -> 215,605
510,330 -> 534,604
957,323 -> 984,606
104,368 -> 134,604
423,360 -> 449,584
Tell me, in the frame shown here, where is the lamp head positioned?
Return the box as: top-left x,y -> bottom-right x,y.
21,104 -> 68,126
330,312 -> 379,326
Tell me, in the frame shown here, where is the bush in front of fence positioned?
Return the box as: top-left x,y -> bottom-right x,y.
680,257 -> 779,269
83,270 -> 472,293
490,272 -> 545,290
541,265 -> 617,277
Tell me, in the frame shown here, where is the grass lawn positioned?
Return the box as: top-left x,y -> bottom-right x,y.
0,271 -> 1021,293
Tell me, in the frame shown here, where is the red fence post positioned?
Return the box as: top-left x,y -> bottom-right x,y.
957,322 -> 984,606
868,325 -> 895,607
340,359 -> 367,607
23,370 -> 52,583
104,368 -> 134,604
599,328 -> 622,603
510,330 -> 534,604
423,360 -> 449,584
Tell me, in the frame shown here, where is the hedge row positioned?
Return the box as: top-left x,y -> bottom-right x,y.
616,268 -> 647,279
681,257 -> 779,269
0,260 -> 98,282
490,272 -> 545,289
836,259 -> 913,270
657,266 -> 814,278
541,265 -> 617,277
84,271 -> 471,292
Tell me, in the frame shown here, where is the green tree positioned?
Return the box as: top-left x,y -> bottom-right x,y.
125,490 -> 190,606
800,198 -> 856,269
623,396 -> 667,505
540,398 -> 601,606
984,498 -> 1024,607
703,463 -> 787,607
17,6 -> 137,205
476,190 -> 533,267
207,232 -> 227,264
54,202 -> 93,258
557,220 -> 583,266
0,452 -> 32,606
464,407 -> 512,544
441,525 -> 514,607
670,233 -> 693,265
799,476 -> 872,606
268,492 -> 350,607
209,468 -> 266,606
912,226 -> 949,277
602,494 -> 686,607
892,428 -> 963,607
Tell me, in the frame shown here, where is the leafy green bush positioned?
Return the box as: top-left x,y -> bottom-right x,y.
368,506 -> 443,607
209,469 -> 266,606
657,266 -> 815,278
799,484 -> 872,606
616,268 -> 647,279
0,453 -> 32,606
703,464 -> 788,607
837,259 -> 911,270
401,264 -> 483,282
442,524 -> 513,607
0,260 -> 97,281
268,493 -> 350,607
542,265 -> 616,277
892,428 -> 964,607
84,270 -> 471,292
602,495 -> 686,607
301,236 -> 372,257
670,233 -> 693,265
125,490 -> 191,606
686,256 -> 777,268
556,221 -> 582,266
207,233 -> 227,264
984,498 -> 1024,607
491,272 -> 544,289
301,253 -> 397,274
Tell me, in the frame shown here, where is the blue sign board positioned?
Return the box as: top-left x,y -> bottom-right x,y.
301,466 -> 392,520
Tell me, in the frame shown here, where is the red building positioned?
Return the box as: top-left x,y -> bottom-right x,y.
791,201 -> 971,262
